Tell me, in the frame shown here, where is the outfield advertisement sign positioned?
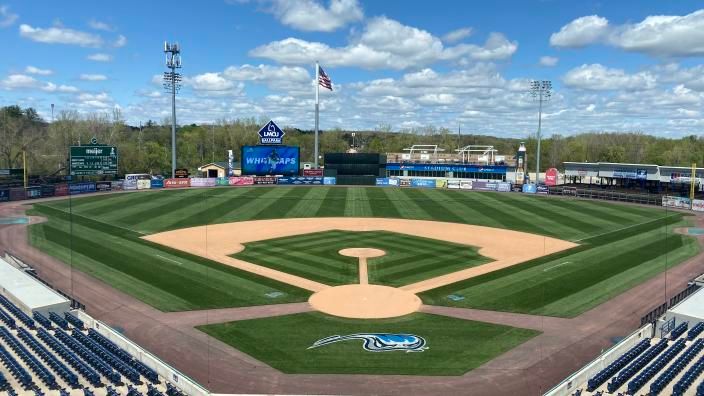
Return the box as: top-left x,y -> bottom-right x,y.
69,182 -> 97,195
522,184 -> 537,194
692,199 -> 704,212
191,178 -> 217,187
376,178 -> 391,186
0,189 -> 8,202
323,177 -> 336,185
662,196 -> 691,209
164,178 -> 190,188
387,163 -> 508,174
95,181 -> 112,192
411,179 -> 436,188
150,179 -> 164,189
252,176 -> 276,185
136,179 -> 151,190
303,169 -> 324,177
230,176 -> 255,186
277,176 -> 323,185
613,168 -> 648,180
40,185 -> 55,197
216,177 -> 230,186
241,145 -> 299,176
55,184 -> 68,196
497,182 -> 512,192
25,187 -> 41,199
448,180 -> 460,189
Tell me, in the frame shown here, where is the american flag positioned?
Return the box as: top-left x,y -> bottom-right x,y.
318,65 -> 333,91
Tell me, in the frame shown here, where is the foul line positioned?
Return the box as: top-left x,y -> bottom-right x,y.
543,261 -> 571,272
155,254 -> 182,265
51,207 -> 147,236
572,214 -> 680,243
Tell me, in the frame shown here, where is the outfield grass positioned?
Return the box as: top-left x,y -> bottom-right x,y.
232,230 -> 491,287
196,312 -> 539,375
29,186 -> 699,316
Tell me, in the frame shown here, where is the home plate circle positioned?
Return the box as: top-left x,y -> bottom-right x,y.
309,284 -> 421,319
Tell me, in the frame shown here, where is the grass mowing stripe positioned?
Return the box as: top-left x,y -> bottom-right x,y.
384,188 -> 434,220
538,197 -> 644,225
165,187 -> 254,229
250,187 -> 315,219
315,188 -> 349,217
285,187 -> 329,218
117,189 -> 209,227
364,188 -> 402,218
399,189 -> 464,222
447,191 -> 555,236
578,213 -> 683,244
489,193 -> 604,235
419,189 -> 504,227
344,187 -> 374,217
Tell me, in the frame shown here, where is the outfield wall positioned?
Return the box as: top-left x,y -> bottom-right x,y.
543,323 -> 653,396
76,310 -> 210,396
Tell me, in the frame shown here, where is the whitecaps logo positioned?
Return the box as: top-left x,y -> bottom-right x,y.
308,333 -> 427,352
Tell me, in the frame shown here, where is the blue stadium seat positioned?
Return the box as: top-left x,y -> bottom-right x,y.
49,312 -> 69,330
0,294 -> 35,329
36,327 -> 102,387
16,327 -> 80,389
586,338 -> 650,391
166,383 -> 186,396
53,328 -> 122,385
688,322 -> 704,340
670,322 -> 689,340
32,312 -> 53,330
673,351 -> 704,396
606,338 -> 668,393
0,335 -> 37,389
651,338 -> 704,395
88,329 -> 159,383
72,330 -> 143,385
627,338 -> 686,394
0,308 -> 16,329
147,383 -> 165,396
64,312 -> 85,330
0,326 -> 58,389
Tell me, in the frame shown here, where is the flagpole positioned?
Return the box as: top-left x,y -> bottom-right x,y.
314,61 -> 320,168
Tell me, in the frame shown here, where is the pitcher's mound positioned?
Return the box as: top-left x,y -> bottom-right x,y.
309,284 -> 421,319
338,248 -> 386,258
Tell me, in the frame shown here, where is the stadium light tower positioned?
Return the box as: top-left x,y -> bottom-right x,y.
530,80 -> 551,184
163,42 -> 182,179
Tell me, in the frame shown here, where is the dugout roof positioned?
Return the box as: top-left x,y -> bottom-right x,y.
669,287 -> 704,322
0,257 -> 69,315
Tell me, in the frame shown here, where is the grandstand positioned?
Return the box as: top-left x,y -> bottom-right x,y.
0,257 -> 206,396
546,285 -> 704,396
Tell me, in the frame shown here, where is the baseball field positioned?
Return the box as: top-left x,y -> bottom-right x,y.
25,186 -> 699,375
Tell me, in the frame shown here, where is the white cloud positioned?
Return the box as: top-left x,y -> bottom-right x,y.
539,56 -> 558,67
551,10 -> 704,57
25,66 -> 53,76
189,72 -> 236,91
19,24 -> 103,47
88,19 -> 113,31
417,93 -> 457,105
250,17 -> 517,69
0,74 -> 78,93
563,64 -> 656,91
443,27 -> 473,43
86,53 -> 113,62
80,74 -> 107,81
113,34 -> 127,47
0,5 -> 18,28
267,0 -> 363,32
76,92 -> 112,108
550,15 -> 610,48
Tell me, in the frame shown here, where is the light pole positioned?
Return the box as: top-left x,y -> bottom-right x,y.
51,103 -> 54,123
530,80 -> 551,184
163,41 -> 182,179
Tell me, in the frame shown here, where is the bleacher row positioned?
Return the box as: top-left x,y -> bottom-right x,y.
0,294 -> 188,396
577,321 -> 704,395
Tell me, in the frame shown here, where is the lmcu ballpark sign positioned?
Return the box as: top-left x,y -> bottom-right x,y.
258,120 -> 285,145
70,144 -> 118,176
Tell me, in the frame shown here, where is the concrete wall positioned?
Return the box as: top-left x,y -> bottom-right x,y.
543,323 -> 653,396
76,310 -> 210,396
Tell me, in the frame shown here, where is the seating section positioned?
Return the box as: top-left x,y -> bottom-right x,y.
670,322 -> 689,340
607,338 -> 669,393
673,350 -> 704,396
0,294 -> 188,395
586,338 -> 649,391
627,338 -> 685,394
689,322 -> 704,341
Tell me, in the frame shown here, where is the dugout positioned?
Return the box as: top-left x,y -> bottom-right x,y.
0,256 -> 70,316
324,153 -> 386,185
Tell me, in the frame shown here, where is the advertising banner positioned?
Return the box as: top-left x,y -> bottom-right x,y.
692,199 -> 704,212
190,178 -> 216,187
376,178 -> 390,186
613,168 -> 648,180
497,182 -> 512,192
252,176 -> 276,185
472,181 -> 499,191
137,179 -> 151,190
0,189 -> 8,202
435,179 -> 447,188
388,163 -> 507,173
411,179 -> 436,188
124,178 -> 137,190
95,181 -> 112,192
399,179 -> 411,187
175,168 -> 189,178
9,188 -> 24,201
522,184 -> 537,194
40,185 -> 55,198
227,150 -> 234,177
111,180 -> 123,191
150,179 -> 164,189
303,168 -> 324,177
460,180 -> 472,190
69,182 -> 97,195
388,178 -> 399,186
447,180 -> 460,189
55,184 -> 69,196
537,185 -> 550,195
662,196 -> 691,209
165,178 -> 190,188
216,177 -> 230,186
229,177 -> 255,186
241,145 -> 299,176
323,177 -> 336,185
25,187 -> 41,199
277,176 -> 323,185
124,173 -> 149,190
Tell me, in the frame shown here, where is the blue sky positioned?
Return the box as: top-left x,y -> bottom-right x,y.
1,0 -> 704,138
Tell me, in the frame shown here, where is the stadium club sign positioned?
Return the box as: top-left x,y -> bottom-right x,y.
308,333 -> 427,352
387,163 -> 508,174
257,120 -> 285,145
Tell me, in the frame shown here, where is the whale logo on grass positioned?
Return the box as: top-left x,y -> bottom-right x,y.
308,333 -> 427,352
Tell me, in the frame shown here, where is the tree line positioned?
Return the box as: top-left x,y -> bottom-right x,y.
1,105 -> 702,178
